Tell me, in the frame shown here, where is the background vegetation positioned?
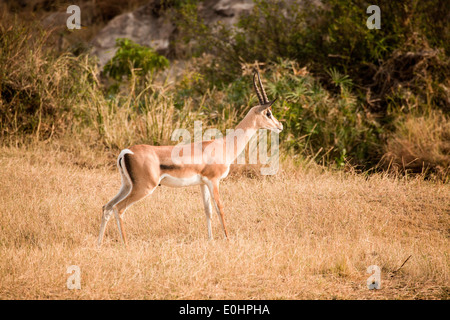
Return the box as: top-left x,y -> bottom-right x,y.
1,0 -> 449,179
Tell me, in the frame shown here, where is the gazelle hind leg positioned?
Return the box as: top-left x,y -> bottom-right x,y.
97,206 -> 110,247
97,156 -> 133,246
98,181 -> 131,247
99,148 -> 159,247
200,184 -> 213,240
111,185 -> 157,246
114,206 -> 127,247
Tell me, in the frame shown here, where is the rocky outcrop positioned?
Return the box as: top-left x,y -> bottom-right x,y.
90,0 -> 255,67
200,0 -> 254,26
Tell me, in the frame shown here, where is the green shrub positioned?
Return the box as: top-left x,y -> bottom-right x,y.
103,38 -> 169,83
171,0 -> 449,175
263,60 -> 381,168
175,0 -> 449,110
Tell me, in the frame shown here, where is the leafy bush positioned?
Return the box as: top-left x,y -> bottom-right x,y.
175,0 -> 449,110
103,38 -> 169,83
171,0 -> 449,176
258,60 -> 381,168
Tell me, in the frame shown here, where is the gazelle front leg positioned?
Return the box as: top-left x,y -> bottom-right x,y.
205,179 -> 229,240
200,184 -> 213,240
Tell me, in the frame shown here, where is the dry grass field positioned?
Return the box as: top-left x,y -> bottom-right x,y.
0,144 -> 448,300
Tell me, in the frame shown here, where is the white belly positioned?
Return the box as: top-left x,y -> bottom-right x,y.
159,173 -> 203,188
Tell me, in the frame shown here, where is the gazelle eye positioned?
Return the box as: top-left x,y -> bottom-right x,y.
266,111 -> 271,118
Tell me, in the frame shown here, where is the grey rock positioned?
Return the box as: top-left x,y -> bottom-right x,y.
90,0 -> 255,68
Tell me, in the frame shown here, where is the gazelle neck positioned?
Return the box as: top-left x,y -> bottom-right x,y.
223,110 -> 258,165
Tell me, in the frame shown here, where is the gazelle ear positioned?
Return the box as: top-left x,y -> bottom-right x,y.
267,98 -> 278,108
257,98 -> 278,113
263,98 -> 278,110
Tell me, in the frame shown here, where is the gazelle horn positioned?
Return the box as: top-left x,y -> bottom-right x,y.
253,71 -> 265,105
254,70 -> 269,104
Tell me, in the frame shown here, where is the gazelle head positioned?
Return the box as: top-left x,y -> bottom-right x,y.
250,70 -> 283,133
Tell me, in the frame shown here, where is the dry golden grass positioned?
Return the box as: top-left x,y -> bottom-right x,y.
0,144 -> 448,300
382,110 -> 450,179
